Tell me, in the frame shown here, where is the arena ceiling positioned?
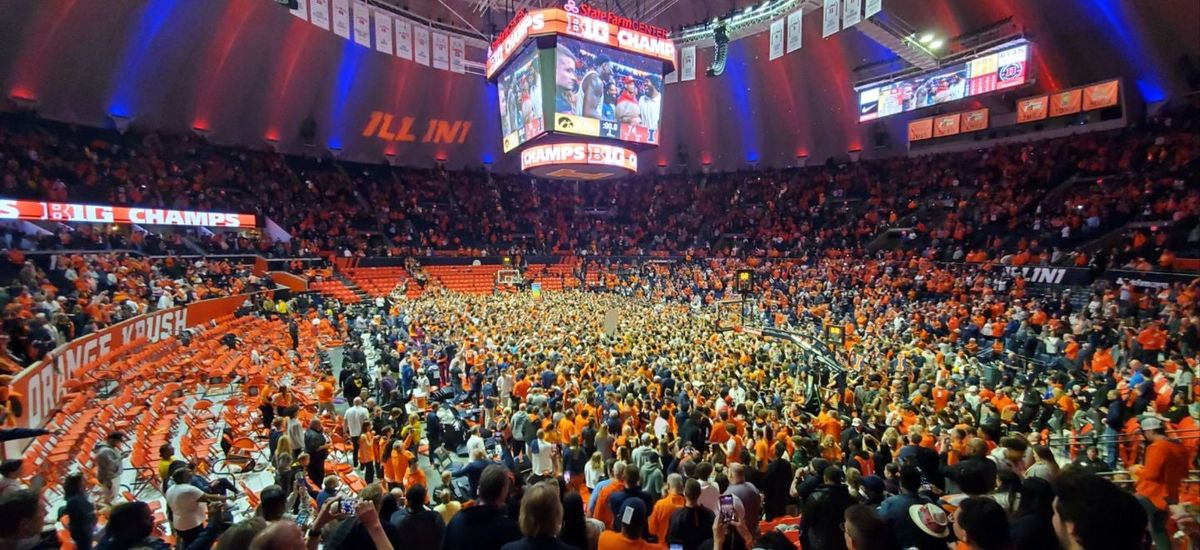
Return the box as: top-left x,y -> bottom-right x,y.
399,0 -> 1199,93
0,0 -> 1196,170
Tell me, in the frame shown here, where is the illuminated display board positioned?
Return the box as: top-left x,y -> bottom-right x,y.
519,142 -> 638,180
551,36 -> 663,146
498,43 -> 547,153
858,43 -> 1030,122
486,6 -> 675,79
0,200 -> 257,227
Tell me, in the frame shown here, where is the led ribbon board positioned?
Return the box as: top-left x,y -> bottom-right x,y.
0,200 -> 257,228
519,142 -> 638,180
486,5 -> 675,79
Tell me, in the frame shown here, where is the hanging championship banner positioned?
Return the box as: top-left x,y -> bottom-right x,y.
394,19 -> 413,60
414,26 -> 431,66
823,0 -> 840,38
786,10 -> 803,53
843,0 -> 862,28
449,36 -> 466,74
332,0 -> 351,38
432,31 -> 449,70
374,12 -> 393,55
865,0 -> 882,18
907,117 -> 933,141
310,0 -> 330,30
1083,79 -> 1120,110
1016,95 -> 1049,123
290,0 -> 308,20
680,45 -> 696,81
961,108 -> 989,132
769,19 -> 785,60
352,2 -> 371,47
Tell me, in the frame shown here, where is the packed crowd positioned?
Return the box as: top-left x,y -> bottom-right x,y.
0,249 -> 267,370
10,257 -> 1191,550
3,105 -> 1198,266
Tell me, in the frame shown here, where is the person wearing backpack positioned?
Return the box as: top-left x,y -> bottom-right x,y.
389,484 -> 444,550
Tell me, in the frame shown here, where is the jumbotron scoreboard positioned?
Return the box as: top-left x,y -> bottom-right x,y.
487,0 -> 675,180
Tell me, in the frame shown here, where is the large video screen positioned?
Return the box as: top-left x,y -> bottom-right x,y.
498,43 -> 546,153
552,36 -> 663,146
858,43 -> 1029,122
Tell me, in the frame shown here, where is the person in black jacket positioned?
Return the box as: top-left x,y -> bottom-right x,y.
762,443 -> 793,521
800,466 -> 853,550
391,484 -> 445,550
59,473 -> 97,550
442,464 -> 522,550
500,482 -> 581,550
667,479 -> 716,550
608,468 -> 656,536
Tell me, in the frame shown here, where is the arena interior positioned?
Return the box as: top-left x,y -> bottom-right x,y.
1,0 -> 1200,549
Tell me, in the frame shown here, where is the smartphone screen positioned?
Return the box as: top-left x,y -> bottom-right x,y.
340,498 -> 359,516
718,494 -> 735,524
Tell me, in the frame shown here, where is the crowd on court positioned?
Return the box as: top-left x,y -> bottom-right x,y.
6,267 -> 1189,549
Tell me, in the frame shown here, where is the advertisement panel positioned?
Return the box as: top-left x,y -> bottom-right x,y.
1082,79 -> 1120,111
858,42 -> 1028,122
1101,269 -> 1196,290
553,36 -> 663,146
0,200 -> 256,228
1049,88 -> 1082,117
1016,95 -> 1048,123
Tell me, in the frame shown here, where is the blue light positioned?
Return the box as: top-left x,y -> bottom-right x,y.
326,40 -> 365,154
747,151 -> 760,163
108,0 -> 183,118
1135,79 -> 1165,103
723,42 -> 759,165
482,153 -> 495,165
1082,0 -> 1168,102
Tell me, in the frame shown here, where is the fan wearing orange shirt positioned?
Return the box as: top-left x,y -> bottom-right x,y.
315,376 -> 335,415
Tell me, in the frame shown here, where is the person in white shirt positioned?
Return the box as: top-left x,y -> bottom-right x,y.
529,430 -> 555,476
638,80 -> 662,130
165,468 -> 227,546
696,461 -> 721,514
344,398 -> 370,467
465,427 -> 487,459
653,410 -> 670,441
498,371 -> 514,404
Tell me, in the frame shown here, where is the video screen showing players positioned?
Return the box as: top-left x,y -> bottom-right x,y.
498,43 -> 545,153
857,42 -> 1029,122
553,36 -> 663,146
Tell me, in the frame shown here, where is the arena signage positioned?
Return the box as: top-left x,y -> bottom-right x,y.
520,143 -> 637,170
4,292 -> 268,438
0,199 -> 256,228
995,265 -> 1093,286
360,112 -> 473,144
520,143 -> 638,180
1101,269 -> 1197,290
486,8 -> 675,78
567,1 -> 669,38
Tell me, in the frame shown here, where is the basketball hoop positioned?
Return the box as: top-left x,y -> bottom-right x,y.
496,268 -> 523,286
